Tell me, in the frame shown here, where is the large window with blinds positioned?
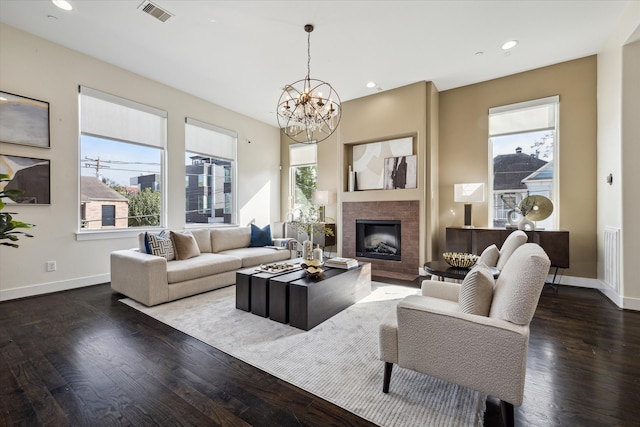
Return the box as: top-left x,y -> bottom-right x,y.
289,143 -> 317,212
79,87 -> 166,230
489,96 -> 559,229
185,118 -> 237,225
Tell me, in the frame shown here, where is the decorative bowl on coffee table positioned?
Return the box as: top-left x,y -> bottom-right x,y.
301,259 -> 324,278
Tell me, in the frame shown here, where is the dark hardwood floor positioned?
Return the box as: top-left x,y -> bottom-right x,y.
1,279 -> 639,426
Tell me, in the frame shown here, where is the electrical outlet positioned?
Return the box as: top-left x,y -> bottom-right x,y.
46,261 -> 57,272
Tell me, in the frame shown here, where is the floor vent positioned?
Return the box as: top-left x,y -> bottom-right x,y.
139,1 -> 173,23
604,227 -> 620,293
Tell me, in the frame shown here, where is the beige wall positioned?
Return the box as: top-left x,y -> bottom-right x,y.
439,56 -> 598,279
597,1 -> 640,310
622,40 -> 640,302
0,24 -> 281,300
280,81 -> 438,268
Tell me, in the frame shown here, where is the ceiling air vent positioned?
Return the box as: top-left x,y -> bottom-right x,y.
138,1 -> 173,23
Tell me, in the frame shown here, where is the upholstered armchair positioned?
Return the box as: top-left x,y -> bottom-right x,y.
379,243 -> 550,427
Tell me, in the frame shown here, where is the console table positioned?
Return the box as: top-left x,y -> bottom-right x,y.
446,227 -> 569,269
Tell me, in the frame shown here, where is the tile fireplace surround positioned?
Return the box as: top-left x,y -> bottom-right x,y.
342,200 -> 420,280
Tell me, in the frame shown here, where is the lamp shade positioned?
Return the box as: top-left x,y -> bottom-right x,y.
312,190 -> 331,205
454,183 -> 485,203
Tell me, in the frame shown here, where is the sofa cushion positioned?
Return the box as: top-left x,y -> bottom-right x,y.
458,263 -> 494,316
210,227 -> 251,253
478,244 -> 500,267
219,247 -> 291,267
145,231 -> 175,260
166,253 -> 242,284
250,224 -> 273,247
190,228 -> 212,253
170,231 -> 201,260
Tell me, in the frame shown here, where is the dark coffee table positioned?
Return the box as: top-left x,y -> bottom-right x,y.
424,260 -> 499,281
236,259 -> 302,317
236,260 -> 371,330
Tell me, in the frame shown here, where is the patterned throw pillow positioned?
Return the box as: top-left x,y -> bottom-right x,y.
145,231 -> 175,260
458,263 -> 494,316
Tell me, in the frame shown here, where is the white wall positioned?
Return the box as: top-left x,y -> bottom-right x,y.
596,2 -> 640,309
0,24 -> 281,300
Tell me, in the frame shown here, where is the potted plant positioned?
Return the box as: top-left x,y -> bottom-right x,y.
0,173 -> 34,248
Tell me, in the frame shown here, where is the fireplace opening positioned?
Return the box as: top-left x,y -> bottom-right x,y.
356,219 -> 401,261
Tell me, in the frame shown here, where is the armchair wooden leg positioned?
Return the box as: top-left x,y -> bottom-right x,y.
500,400 -> 514,427
383,362 -> 393,393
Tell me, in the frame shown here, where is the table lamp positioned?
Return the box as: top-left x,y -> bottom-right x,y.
312,190 -> 331,222
454,183 -> 485,228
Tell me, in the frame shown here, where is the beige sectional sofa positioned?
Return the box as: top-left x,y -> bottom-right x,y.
110,226 -> 291,306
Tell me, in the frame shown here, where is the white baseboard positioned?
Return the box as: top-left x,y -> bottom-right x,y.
0,274 -> 110,302
550,275 -> 640,311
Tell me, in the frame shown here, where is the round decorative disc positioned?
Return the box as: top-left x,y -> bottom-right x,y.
523,195 -> 554,221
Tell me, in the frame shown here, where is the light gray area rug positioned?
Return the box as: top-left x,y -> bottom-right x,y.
122,282 -> 485,426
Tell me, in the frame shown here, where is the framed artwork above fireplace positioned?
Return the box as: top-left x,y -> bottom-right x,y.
351,136 -> 413,190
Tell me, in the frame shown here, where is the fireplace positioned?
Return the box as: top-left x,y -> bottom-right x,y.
356,220 -> 402,261
343,201 -> 419,280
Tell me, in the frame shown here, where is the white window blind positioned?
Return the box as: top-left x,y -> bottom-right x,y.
290,143 -> 317,166
489,96 -> 558,137
185,118 -> 236,160
80,86 -> 167,148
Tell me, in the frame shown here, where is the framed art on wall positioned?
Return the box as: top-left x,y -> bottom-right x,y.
352,136 -> 413,190
384,155 -> 417,189
0,91 -> 50,148
0,154 -> 50,204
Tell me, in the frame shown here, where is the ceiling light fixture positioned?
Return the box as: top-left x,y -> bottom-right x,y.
366,82 -> 376,88
501,40 -> 518,50
277,24 -> 341,144
51,0 -> 73,11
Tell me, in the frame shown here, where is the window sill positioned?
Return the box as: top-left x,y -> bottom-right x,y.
76,227 -> 161,241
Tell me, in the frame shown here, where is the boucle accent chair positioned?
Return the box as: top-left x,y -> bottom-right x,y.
379,243 -> 550,427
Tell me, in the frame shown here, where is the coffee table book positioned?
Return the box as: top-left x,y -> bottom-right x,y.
325,257 -> 358,269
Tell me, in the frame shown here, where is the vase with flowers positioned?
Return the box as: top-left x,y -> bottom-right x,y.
289,205 -> 334,260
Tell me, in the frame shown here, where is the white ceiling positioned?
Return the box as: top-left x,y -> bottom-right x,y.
0,0 -> 631,127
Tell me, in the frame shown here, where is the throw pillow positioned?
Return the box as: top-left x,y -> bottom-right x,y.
458,263 -> 495,316
145,231 -> 175,260
478,244 -> 500,267
249,224 -> 272,247
170,231 -> 201,260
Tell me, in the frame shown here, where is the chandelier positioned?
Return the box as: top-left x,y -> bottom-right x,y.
277,24 -> 342,144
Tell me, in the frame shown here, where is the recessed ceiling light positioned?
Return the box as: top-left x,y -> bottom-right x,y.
501,40 -> 518,50
52,0 -> 73,11
366,82 -> 376,88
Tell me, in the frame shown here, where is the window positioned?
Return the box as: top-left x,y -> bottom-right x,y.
489,96 -> 558,229
101,205 -> 115,227
289,143 -> 317,212
79,87 -> 166,231
185,118 -> 237,225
